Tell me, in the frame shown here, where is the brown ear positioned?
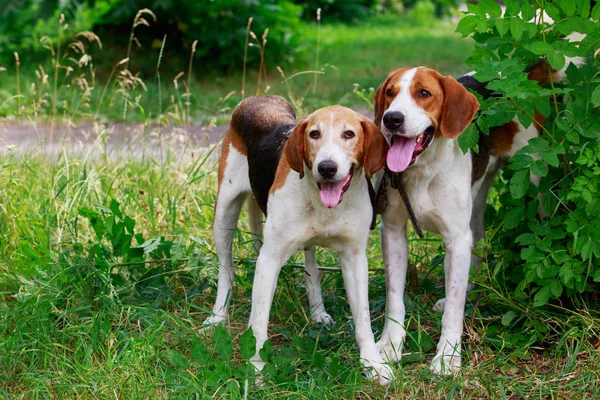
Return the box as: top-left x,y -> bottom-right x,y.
361,119 -> 389,178
439,75 -> 479,139
284,120 -> 308,179
373,71 -> 396,127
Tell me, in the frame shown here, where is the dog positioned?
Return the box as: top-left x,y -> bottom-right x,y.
371,63 -> 568,374
206,96 -> 392,384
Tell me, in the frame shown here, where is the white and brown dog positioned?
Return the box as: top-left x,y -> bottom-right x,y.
207,96 -> 392,384
372,67 -> 480,375
372,65 -> 560,374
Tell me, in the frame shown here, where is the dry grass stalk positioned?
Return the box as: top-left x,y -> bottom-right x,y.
241,17 -> 253,99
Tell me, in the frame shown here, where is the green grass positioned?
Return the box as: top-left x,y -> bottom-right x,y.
1,14 -> 600,400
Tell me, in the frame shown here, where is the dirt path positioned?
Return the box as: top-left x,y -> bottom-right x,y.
0,108 -> 373,158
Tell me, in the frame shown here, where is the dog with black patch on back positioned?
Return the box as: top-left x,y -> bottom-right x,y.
206,95 -> 393,384
371,63 -> 566,374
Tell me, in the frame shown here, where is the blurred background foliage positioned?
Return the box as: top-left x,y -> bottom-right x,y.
0,0 -> 460,75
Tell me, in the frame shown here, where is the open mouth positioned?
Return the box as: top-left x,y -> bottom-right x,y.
387,125 -> 435,172
317,166 -> 354,208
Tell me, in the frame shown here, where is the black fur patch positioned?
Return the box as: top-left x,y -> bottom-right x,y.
231,96 -> 297,214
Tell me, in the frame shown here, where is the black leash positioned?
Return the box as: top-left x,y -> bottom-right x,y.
374,169 -> 424,239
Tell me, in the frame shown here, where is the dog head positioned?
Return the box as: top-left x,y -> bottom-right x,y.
374,67 -> 479,172
285,105 -> 388,208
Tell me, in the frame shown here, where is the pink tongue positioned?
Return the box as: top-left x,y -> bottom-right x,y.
319,180 -> 345,208
387,135 -> 416,172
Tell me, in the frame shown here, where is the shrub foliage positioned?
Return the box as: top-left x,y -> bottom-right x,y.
457,0 -> 600,307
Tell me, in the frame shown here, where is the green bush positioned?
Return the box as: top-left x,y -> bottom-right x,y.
457,0 -> 600,307
0,0 -> 304,73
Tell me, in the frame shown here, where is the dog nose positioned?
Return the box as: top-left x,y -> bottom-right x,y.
318,160 -> 338,179
383,111 -> 405,132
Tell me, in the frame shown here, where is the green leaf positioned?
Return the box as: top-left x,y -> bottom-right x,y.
510,18 -> 525,41
533,286 -> 551,307
515,233 -> 538,245
190,337 -> 210,364
547,52 -> 566,71
592,85 -> 600,106
495,18 -> 508,37
544,3 -> 561,21
480,0 -> 502,18
593,268 -> 600,282
501,311 -> 517,326
457,123 -> 479,154
504,206 -> 524,229
526,41 -> 553,55
510,169 -> 530,199
531,160 -> 548,177
456,15 -> 480,37
213,325 -> 233,361
239,328 -> 257,361
109,199 -> 123,219
592,2 -> 600,20
581,239 -> 593,261
540,148 -> 560,167
166,350 -> 189,370
559,0 -> 577,17
550,281 -> 563,297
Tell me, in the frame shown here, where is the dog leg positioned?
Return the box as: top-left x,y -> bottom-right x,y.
247,195 -> 264,254
376,218 -> 408,363
304,247 -> 333,326
340,248 -> 393,385
435,167 -> 498,313
248,241 -> 297,372
430,229 -> 472,375
204,145 -> 251,329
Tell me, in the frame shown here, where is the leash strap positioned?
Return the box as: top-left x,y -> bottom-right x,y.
366,176 -> 377,231
388,170 -> 425,239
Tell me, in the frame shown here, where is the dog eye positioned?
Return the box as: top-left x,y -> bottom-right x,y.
385,88 -> 394,97
418,89 -> 432,98
309,130 -> 320,139
342,130 -> 355,140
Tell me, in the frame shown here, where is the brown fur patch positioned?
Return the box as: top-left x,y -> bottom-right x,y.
526,59 -> 560,85
489,120 -> 520,156
269,153 -> 292,195
533,110 -> 545,135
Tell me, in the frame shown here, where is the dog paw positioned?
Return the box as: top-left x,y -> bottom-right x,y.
376,339 -> 403,363
363,359 -> 394,386
199,315 -> 226,332
429,353 -> 461,375
311,311 -> 334,327
433,298 -> 446,312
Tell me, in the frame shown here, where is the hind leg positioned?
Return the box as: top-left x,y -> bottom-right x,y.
247,196 -> 264,254
204,143 -> 251,328
304,247 -> 333,326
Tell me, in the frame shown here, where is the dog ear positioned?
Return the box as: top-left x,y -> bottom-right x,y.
373,71 -> 396,127
361,119 -> 389,178
439,75 -> 479,139
285,120 -> 308,179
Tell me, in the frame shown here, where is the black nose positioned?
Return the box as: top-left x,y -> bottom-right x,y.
383,111 -> 405,132
318,160 -> 338,179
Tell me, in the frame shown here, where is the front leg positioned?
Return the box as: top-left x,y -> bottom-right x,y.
339,249 -> 393,386
376,213 -> 409,363
304,247 -> 333,326
430,229 -> 472,375
247,241 -> 297,372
